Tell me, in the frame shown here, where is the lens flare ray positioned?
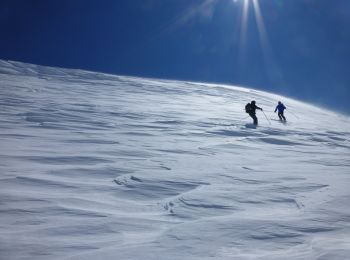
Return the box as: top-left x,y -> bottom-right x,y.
236,0 -> 282,82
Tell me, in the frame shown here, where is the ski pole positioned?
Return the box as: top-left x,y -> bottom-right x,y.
262,110 -> 271,125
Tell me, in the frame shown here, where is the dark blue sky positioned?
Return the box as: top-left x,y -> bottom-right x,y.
1,0 -> 350,114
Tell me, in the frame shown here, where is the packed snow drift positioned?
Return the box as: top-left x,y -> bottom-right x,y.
0,60 -> 349,260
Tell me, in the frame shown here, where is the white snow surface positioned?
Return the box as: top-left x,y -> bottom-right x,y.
0,60 -> 350,260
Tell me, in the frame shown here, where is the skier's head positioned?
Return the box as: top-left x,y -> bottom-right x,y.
251,100 -> 256,104
278,101 -> 282,105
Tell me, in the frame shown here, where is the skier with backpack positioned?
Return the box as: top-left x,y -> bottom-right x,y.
245,100 -> 263,125
274,101 -> 286,121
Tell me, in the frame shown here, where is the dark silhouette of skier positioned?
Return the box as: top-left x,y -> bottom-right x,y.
245,100 -> 263,125
274,101 -> 286,121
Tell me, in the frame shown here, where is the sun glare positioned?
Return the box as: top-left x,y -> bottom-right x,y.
237,0 -> 268,55
234,0 -> 278,78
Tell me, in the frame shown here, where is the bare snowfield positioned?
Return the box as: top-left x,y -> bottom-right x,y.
0,60 -> 350,260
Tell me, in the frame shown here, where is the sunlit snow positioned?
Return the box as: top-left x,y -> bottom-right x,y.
0,60 -> 349,259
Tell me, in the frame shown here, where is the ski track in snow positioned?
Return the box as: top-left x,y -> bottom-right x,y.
0,60 -> 350,259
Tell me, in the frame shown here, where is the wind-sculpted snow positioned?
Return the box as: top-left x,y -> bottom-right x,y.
0,60 -> 350,259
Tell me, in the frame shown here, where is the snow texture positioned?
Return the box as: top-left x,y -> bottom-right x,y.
0,60 -> 350,260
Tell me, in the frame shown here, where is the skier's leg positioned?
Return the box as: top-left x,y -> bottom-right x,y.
278,112 -> 283,120
281,112 -> 286,121
249,113 -> 257,125
252,114 -> 258,125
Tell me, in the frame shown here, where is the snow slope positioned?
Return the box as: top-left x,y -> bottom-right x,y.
0,60 -> 349,260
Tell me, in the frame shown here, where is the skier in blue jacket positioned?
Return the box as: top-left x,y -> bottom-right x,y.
274,101 -> 286,121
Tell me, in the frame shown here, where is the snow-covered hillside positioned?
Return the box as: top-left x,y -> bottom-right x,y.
0,60 -> 349,260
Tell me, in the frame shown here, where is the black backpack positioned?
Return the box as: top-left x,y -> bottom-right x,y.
245,103 -> 252,113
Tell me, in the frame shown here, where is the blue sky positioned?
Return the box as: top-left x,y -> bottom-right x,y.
1,0 -> 350,114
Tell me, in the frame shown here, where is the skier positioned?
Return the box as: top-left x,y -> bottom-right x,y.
245,100 -> 263,125
274,101 -> 286,121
